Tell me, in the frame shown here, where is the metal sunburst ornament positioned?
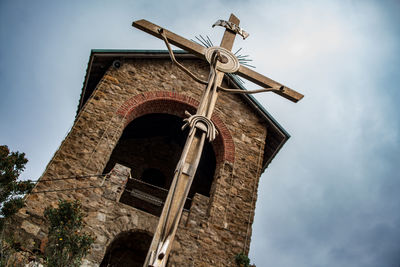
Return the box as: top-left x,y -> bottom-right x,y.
191,35 -> 255,85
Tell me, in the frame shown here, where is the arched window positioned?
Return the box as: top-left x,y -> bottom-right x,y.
103,113 -> 216,216
100,231 -> 152,267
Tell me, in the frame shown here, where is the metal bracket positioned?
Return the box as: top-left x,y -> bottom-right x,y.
182,163 -> 195,177
182,111 -> 218,142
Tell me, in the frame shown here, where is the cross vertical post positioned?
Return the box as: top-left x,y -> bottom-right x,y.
143,14 -> 241,267
132,13 -> 303,267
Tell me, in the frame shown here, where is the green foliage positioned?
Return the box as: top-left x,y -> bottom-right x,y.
0,145 -> 34,221
0,145 -> 28,186
0,146 -> 36,266
1,198 -> 24,218
235,252 -> 256,267
235,252 -> 250,267
44,200 -> 94,267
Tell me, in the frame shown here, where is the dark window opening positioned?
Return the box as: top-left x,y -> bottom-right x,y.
104,113 -> 216,216
141,168 -> 166,188
100,231 -> 152,267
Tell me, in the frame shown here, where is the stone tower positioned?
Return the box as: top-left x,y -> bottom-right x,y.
10,49 -> 290,266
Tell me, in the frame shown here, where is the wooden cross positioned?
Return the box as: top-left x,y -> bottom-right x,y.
132,14 -> 303,267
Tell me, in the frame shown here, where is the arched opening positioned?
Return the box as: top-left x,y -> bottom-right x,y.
100,231 -> 152,267
104,113 -> 216,216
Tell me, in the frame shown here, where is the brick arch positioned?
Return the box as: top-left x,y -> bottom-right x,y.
116,91 -> 235,164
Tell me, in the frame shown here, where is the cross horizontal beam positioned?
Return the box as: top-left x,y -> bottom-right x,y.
237,65 -> 303,102
132,19 -> 304,103
133,19 -> 206,59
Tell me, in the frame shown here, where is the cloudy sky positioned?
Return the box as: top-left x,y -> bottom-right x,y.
1,0 -> 399,266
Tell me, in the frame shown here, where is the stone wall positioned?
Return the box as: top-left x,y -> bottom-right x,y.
8,58 -> 267,266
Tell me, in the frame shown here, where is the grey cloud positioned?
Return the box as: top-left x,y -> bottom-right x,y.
1,1 -> 399,267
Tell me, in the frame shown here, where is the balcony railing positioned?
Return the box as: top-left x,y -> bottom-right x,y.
119,178 -> 191,216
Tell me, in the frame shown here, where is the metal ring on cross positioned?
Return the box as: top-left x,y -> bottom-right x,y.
205,46 -> 240,73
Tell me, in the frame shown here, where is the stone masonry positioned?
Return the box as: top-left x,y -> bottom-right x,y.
7,54 -> 270,266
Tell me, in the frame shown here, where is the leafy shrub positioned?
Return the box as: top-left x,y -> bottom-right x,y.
0,145 -> 34,223
1,198 -> 25,218
44,200 -> 94,267
235,252 -> 250,267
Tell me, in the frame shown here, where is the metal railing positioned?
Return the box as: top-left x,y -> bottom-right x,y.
120,178 -> 191,216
